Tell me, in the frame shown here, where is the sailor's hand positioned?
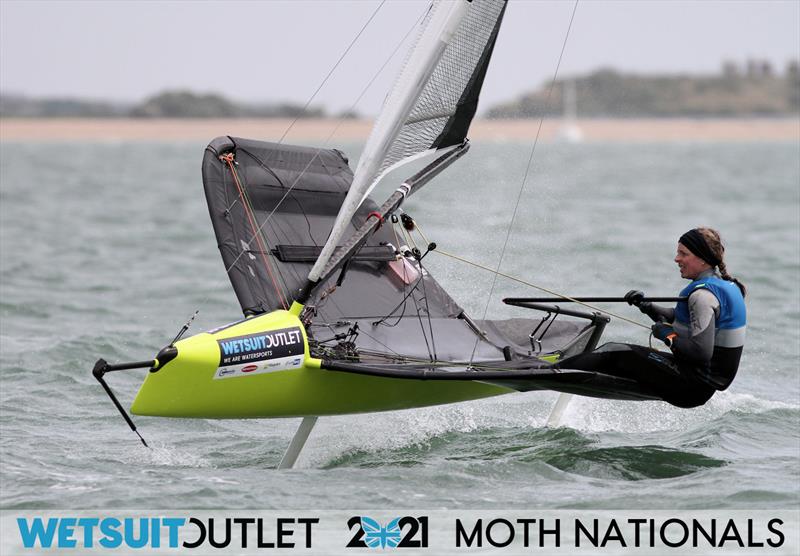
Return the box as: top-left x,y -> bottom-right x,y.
624,290 -> 653,313
624,290 -> 644,305
624,289 -> 647,306
652,323 -> 678,347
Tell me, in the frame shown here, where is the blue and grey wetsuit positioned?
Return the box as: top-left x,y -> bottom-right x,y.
558,270 -> 746,407
644,269 -> 746,390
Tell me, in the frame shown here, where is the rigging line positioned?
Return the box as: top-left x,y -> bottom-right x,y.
235,161 -> 293,298
373,273 -> 424,327
232,157 -> 292,305
352,327 -> 403,357
407,229 -> 418,251
403,220 -> 419,251
263,214 -> 296,294
322,351 -> 552,372
417,261 -> 437,360
375,284 -> 410,327
392,220 -> 403,252
413,218 -> 649,329
383,234 -> 436,356
277,0 -> 387,145
236,171 -> 311,291
237,147 -> 318,247
213,9 -> 426,302
379,233 -> 412,328
394,220 -> 416,254
220,156 -> 285,306
239,147 -> 287,188
430,248 -> 651,330
292,193 -> 317,246
469,0 -> 581,365
410,289 -> 434,362
223,154 -> 289,309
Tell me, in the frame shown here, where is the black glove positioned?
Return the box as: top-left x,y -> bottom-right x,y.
624,290 -> 646,306
624,290 -> 653,314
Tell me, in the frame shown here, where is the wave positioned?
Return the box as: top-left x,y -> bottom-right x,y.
307,392 -> 797,473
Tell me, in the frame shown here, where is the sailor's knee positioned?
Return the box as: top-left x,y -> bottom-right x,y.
664,386 -> 715,408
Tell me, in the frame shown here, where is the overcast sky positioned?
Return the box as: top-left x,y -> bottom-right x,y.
1,0 -> 798,115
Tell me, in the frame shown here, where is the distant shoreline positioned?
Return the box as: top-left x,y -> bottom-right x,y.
1,117 -> 798,142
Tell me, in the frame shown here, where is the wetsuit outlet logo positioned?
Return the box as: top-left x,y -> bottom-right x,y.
16,517 -> 318,549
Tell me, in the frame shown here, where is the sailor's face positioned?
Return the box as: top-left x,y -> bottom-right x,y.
675,243 -> 710,280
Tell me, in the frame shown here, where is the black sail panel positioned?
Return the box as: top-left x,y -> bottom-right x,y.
201,136 -> 463,319
433,0 -> 508,149
202,136 -> 350,315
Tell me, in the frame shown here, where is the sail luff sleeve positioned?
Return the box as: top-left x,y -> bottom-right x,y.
306,0 -> 470,284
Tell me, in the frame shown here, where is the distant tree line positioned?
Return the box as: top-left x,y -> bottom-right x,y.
487,61 -> 800,118
0,94 -> 130,118
3,61 -> 799,119
129,91 -> 329,118
0,90 -> 336,119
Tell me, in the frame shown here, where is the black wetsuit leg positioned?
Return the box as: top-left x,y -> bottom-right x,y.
559,342 -> 715,408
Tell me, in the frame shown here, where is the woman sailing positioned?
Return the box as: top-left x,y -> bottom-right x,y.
562,227 -> 747,408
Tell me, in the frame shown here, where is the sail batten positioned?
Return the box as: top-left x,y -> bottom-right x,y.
306,0 -> 507,285
406,110 -> 455,126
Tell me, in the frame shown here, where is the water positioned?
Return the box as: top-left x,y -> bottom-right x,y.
1,139 -> 798,520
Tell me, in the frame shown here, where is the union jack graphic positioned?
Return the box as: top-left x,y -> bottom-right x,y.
361,516 -> 401,549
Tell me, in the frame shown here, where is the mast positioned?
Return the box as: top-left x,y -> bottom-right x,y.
294,0 -> 507,308
305,1 -> 469,286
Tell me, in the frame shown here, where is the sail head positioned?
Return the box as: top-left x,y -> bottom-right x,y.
375,0 -> 508,183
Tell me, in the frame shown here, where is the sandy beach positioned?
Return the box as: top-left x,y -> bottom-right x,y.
1,117 -> 798,142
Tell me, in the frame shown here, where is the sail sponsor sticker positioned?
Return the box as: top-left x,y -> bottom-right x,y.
213,327 -> 304,379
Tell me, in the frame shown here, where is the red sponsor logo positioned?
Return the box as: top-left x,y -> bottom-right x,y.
241,365 -> 259,373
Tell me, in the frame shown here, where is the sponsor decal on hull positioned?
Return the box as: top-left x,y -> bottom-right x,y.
213,327 -> 304,380
213,356 -> 304,379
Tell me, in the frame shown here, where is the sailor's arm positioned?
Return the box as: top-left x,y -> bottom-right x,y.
669,289 -> 719,363
641,303 -> 675,324
623,290 -> 675,322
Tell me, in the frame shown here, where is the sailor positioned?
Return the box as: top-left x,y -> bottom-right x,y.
558,227 -> 746,408
622,227 -> 747,407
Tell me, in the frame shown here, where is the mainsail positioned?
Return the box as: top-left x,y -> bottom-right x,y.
306,0 -> 507,284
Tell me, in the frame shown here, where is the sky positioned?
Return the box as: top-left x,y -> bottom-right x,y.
1,0 -> 798,115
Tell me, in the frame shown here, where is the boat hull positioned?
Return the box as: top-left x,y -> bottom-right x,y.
131,310 -> 511,418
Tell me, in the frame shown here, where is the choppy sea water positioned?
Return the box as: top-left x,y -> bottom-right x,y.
1,138 -> 798,545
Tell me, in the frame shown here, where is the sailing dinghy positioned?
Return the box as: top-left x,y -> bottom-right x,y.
93,0 -> 667,467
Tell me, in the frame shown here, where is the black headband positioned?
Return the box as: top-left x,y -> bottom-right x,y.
679,229 -> 721,267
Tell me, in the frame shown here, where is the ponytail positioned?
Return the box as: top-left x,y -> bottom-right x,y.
698,227 -> 747,298
718,260 -> 747,298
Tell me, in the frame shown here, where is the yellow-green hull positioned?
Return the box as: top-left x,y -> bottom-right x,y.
131,309 -> 512,418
